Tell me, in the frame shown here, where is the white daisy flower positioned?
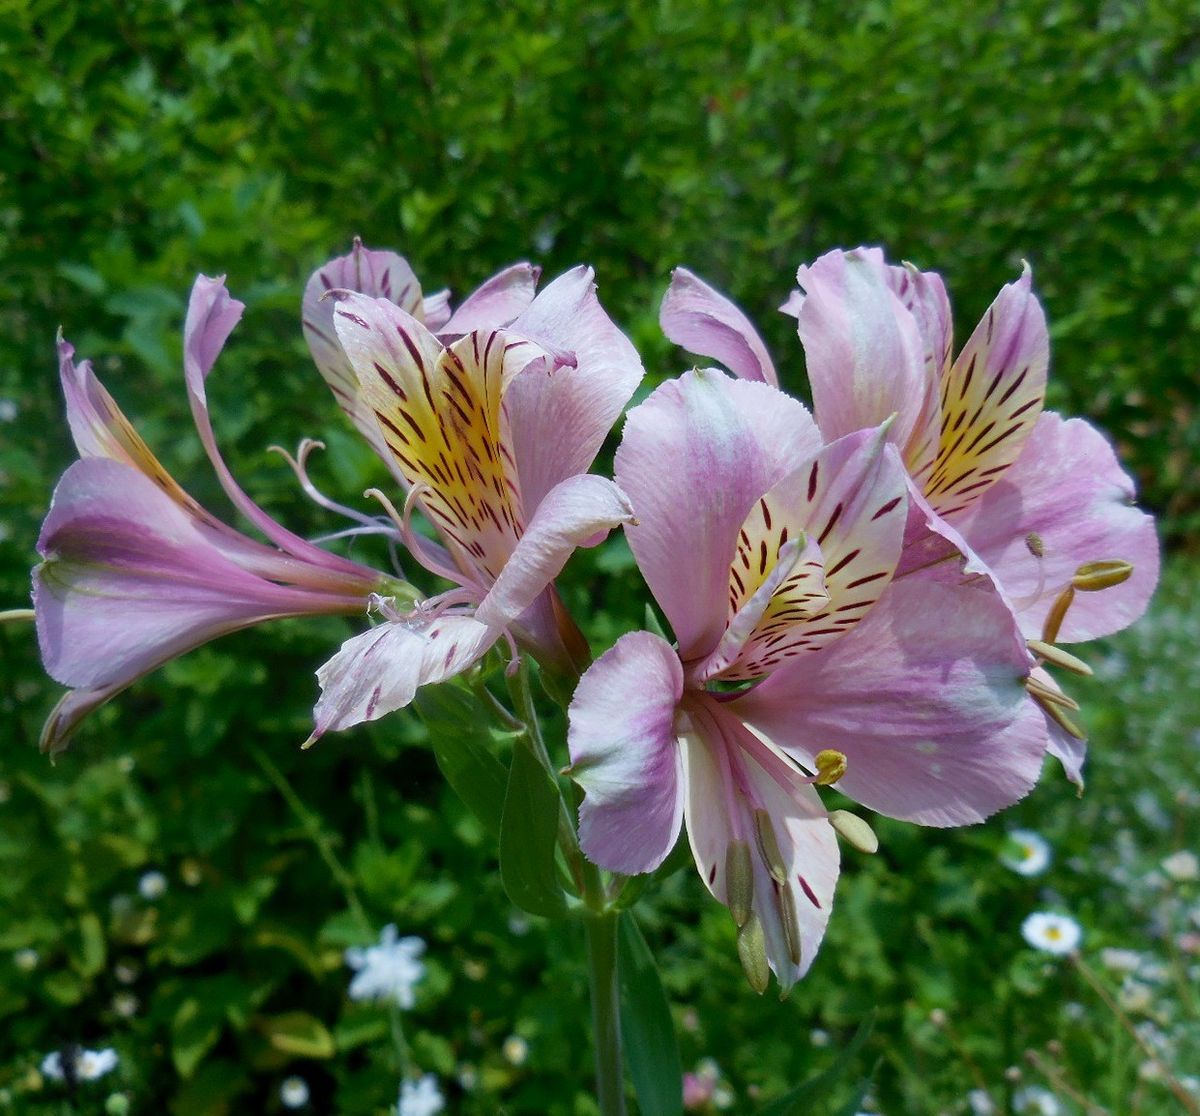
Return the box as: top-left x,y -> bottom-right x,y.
1100,947 -> 1141,974
1001,830 -> 1051,876
967,1088 -> 996,1116
280,1075 -> 310,1108
345,925 -> 426,1007
42,1047 -> 119,1083
1162,850 -> 1199,882
502,1035 -> 529,1067
13,948 -> 39,972
138,871 -> 168,900
1013,1084 -> 1060,1115
1021,912 -> 1082,955
0,400 -> 17,422
396,1074 -> 444,1116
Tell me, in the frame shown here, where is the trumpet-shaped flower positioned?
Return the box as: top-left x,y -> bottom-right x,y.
305,255 -> 642,742
568,370 -> 1044,991
34,276 -> 387,755
662,251 -> 1158,784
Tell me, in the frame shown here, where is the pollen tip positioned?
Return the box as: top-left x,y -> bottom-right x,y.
814,749 -> 848,786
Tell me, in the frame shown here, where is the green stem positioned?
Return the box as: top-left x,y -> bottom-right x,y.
584,911 -> 626,1116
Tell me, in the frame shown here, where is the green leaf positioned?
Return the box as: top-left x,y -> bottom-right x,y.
257,1011 -> 336,1059
75,911 -> 107,978
618,914 -> 682,1116
417,685 -> 510,836
755,1014 -> 876,1115
499,736 -> 568,918
172,997 -> 224,1078
643,602 -> 672,643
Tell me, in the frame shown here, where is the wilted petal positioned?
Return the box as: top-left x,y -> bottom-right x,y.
184,276 -> 365,576
438,263 -> 540,336
34,459 -> 365,692
303,241 -> 422,478
569,631 -> 686,874
502,267 -> 644,513
474,474 -> 634,629
945,412 -> 1158,642
794,247 -> 928,454
616,369 -> 823,662
923,263 -> 1048,516
39,683 -> 125,757
660,268 -> 778,386
733,577 -> 1046,826
309,614 -> 495,741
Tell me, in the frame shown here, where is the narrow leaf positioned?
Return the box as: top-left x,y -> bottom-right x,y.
755,1014 -> 876,1116
417,684 -> 509,835
499,737 -> 568,918
257,1011 -> 336,1059
618,915 -> 683,1116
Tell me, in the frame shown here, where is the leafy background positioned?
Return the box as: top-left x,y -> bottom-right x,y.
1,1 -> 1197,1113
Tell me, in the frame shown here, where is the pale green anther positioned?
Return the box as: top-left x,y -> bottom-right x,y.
0,609 -> 36,625
829,809 -> 879,854
1027,639 -> 1093,677
753,809 -> 788,884
779,881 -> 803,966
725,840 -> 754,928
1072,559 -> 1133,592
736,914 -> 770,995
814,749 -> 847,786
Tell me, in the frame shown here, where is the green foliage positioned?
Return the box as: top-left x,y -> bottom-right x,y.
0,1 -> 1196,1113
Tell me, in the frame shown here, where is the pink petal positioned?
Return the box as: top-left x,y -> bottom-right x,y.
660,268 -> 778,386
437,263 -> 540,336
569,631 -> 686,874
945,412 -> 1158,642
302,241 -> 422,480
184,276 -> 365,577
502,267 -> 644,514
34,459 -> 365,691
474,474 -> 635,629
794,247 -> 929,455
616,369 -> 823,662
922,263 -> 1049,515
732,577 -> 1046,826
422,289 -> 453,330
309,613 -> 496,741
39,683 -> 125,757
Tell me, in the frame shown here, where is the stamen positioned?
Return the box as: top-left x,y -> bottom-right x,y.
1073,559 -> 1133,592
829,809 -> 879,854
1027,639 -> 1093,677
753,810 -> 788,884
1025,532 -> 1045,558
1025,676 -> 1081,711
814,749 -> 848,786
1042,585 -> 1075,643
364,485 -> 465,587
725,840 -> 754,927
1027,685 -> 1087,740
0,609 -> 35,625
779,881 -> 803,966
736,913 -> 770,995
269,439 -> 384,530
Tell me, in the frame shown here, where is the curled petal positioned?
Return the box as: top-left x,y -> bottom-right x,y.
40,683 -> 125,757
794,247 -> 929,455
438,263 -> 540,337
733,577 -> 1046,826
502,267 -> 644,514
946,412 -> 1159,642
660,268 -> 778,386
474,474 -> 635,629
616,369 -> 823,662
569,631 -> 686,875
309,614 -> 496,741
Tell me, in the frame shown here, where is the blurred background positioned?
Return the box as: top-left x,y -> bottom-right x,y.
1,2 -> 1197,1113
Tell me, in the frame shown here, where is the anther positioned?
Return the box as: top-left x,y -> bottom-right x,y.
1042,585 -> 1075,643
725,840 -> 754,928
1072,560 -> 1133,592
736,914 -> 770,995
753,810 -> 788,884
779,882 -> 803,966
1025,676 -> 1081,711
814,749 -> 848,786
1027,686 -> 1087,740
1026,639 -> 1093,677
829,810 -> 879,854
1025,533 -> 1045,558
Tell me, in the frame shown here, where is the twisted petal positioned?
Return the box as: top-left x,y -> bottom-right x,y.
40,683 -> 125,758
34,459 -> 366,692
309,614 -> 496,741
794,248 -> 929,455
924,264 -> 1049,515
502,267 -> 644,514
660,268 -> 778,386
438,263 -> 540,337
616,369 -> 822,662
303,241 -> 423,476
733,577 -> 1045,826
474,474 -> 635,629
569,631 -> 686,875
945,412 -> 1158,642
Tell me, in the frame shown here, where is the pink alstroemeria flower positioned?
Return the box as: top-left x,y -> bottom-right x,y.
304,252 -> 642,743
662,252 -> 1159,784
567,370 -> 1044,992
35,277 -> 388,755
